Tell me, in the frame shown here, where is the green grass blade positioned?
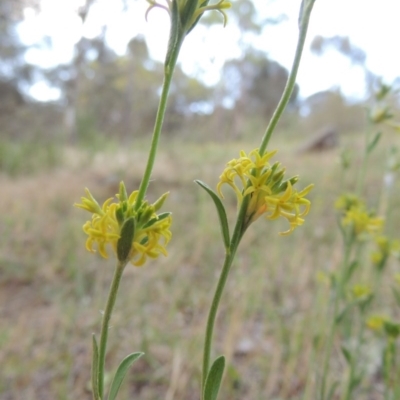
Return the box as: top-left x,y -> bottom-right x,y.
107,352 -> 144,400
204,355 -> 225,400
195,180 -> 230,249
367,131 -> 381,154
326,381 -> 339,400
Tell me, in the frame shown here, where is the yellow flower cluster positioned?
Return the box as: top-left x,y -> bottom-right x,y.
217,148 -> 313,235
369,80 -> 400,131
366,315 -> 387,331
366,315 -> 400,339
335,194 -> 383,237
75,183 -> 172,267
371,235 -> 400,268
350,284 -> 372,300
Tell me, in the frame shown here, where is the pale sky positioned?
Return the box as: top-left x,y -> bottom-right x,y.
19,0 -> 400,101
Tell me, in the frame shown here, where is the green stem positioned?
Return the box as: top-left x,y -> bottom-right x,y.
134,42 -> 182,210
201,249 -> 235,396
201,196 -> 249,398
355,124 -> 372,196
319,236 -> 353,400
259,0 -> 316,155
97,260 -> 127,399
383,340 -> 394,400
201,2 -> 317,396
342,311 -> 365,400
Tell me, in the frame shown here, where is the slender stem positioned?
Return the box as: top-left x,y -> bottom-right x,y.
201,1 -> 317,396
342,312 -> 365,400
355,124 -> 372,196
134,42 -> 182,210
320,236 -> 353,400
201,250 -> 235,394
97,261 -> 127,399
201,197 -> 249,397
259,0 -> 316,155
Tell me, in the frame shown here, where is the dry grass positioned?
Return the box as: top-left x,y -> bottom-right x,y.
0,132 -> 399,400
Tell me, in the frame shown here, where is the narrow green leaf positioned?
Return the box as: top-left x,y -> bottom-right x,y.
351,374 -> 363,390
343,260 -> 358,283
181,0 -> 199,30
107,352 -> 144,400
187,0 -> 209,34
367,132 -> 381,154
117,217 -> 135,262
195,180 -> 230,249
341,345 -> 352,365
326,380 -> 339,400
204,356 -> 225,400
91,334 -> 100,400
335,304 -> 353,325
142,212 -> 171,229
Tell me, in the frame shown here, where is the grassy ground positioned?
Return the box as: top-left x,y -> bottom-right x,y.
1,131 -> 399,400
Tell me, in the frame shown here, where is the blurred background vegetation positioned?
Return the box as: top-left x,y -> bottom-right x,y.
2,0 -> 394,155
1,0 -> 399,399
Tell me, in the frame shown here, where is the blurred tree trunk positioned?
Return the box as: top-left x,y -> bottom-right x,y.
65,0 -> 95,144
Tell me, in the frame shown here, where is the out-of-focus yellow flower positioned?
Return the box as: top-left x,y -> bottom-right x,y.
366,315 -> 400,338
366,315 -> 387,331
335,194 -> 364,212
217,148 -> 313,235
75,183 -> 172,267
316,271 -> 332,287
369,106 -> 393,124
371,236 -> 400,268
342,207 -> 383,236
351,284 -> 372,300
336,194 -> 383,237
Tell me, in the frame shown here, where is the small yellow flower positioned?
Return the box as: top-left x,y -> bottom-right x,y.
366,315 -> 387,331
217,148 -> 313,235
316,271 -> 332,287
351,284 -> 372,300
75,183 -> 172,267
369,106 -> 393,124
366,315 -> 400,338
371,236 -> 400,268
342,207 -> 383,236
336,194 -> 383,237
335,194 -> 364,212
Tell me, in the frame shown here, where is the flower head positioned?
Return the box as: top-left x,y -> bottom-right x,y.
368,80 -> 400,130
146,0 -> 231,34
75,182 -> 172,267
351,284 -> 372,299
366,315 -> 387,331
369,105 -> 393,124
342,207 -> 383,236
335,193 -> 364,212
366,315 -> 400,339
335,194 -> 383,238
217,148 -> 313,235
371,235 -> 400,270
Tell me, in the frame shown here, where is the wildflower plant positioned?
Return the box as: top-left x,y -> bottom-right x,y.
316,80 -> 400,400
74,1 -> 317,399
